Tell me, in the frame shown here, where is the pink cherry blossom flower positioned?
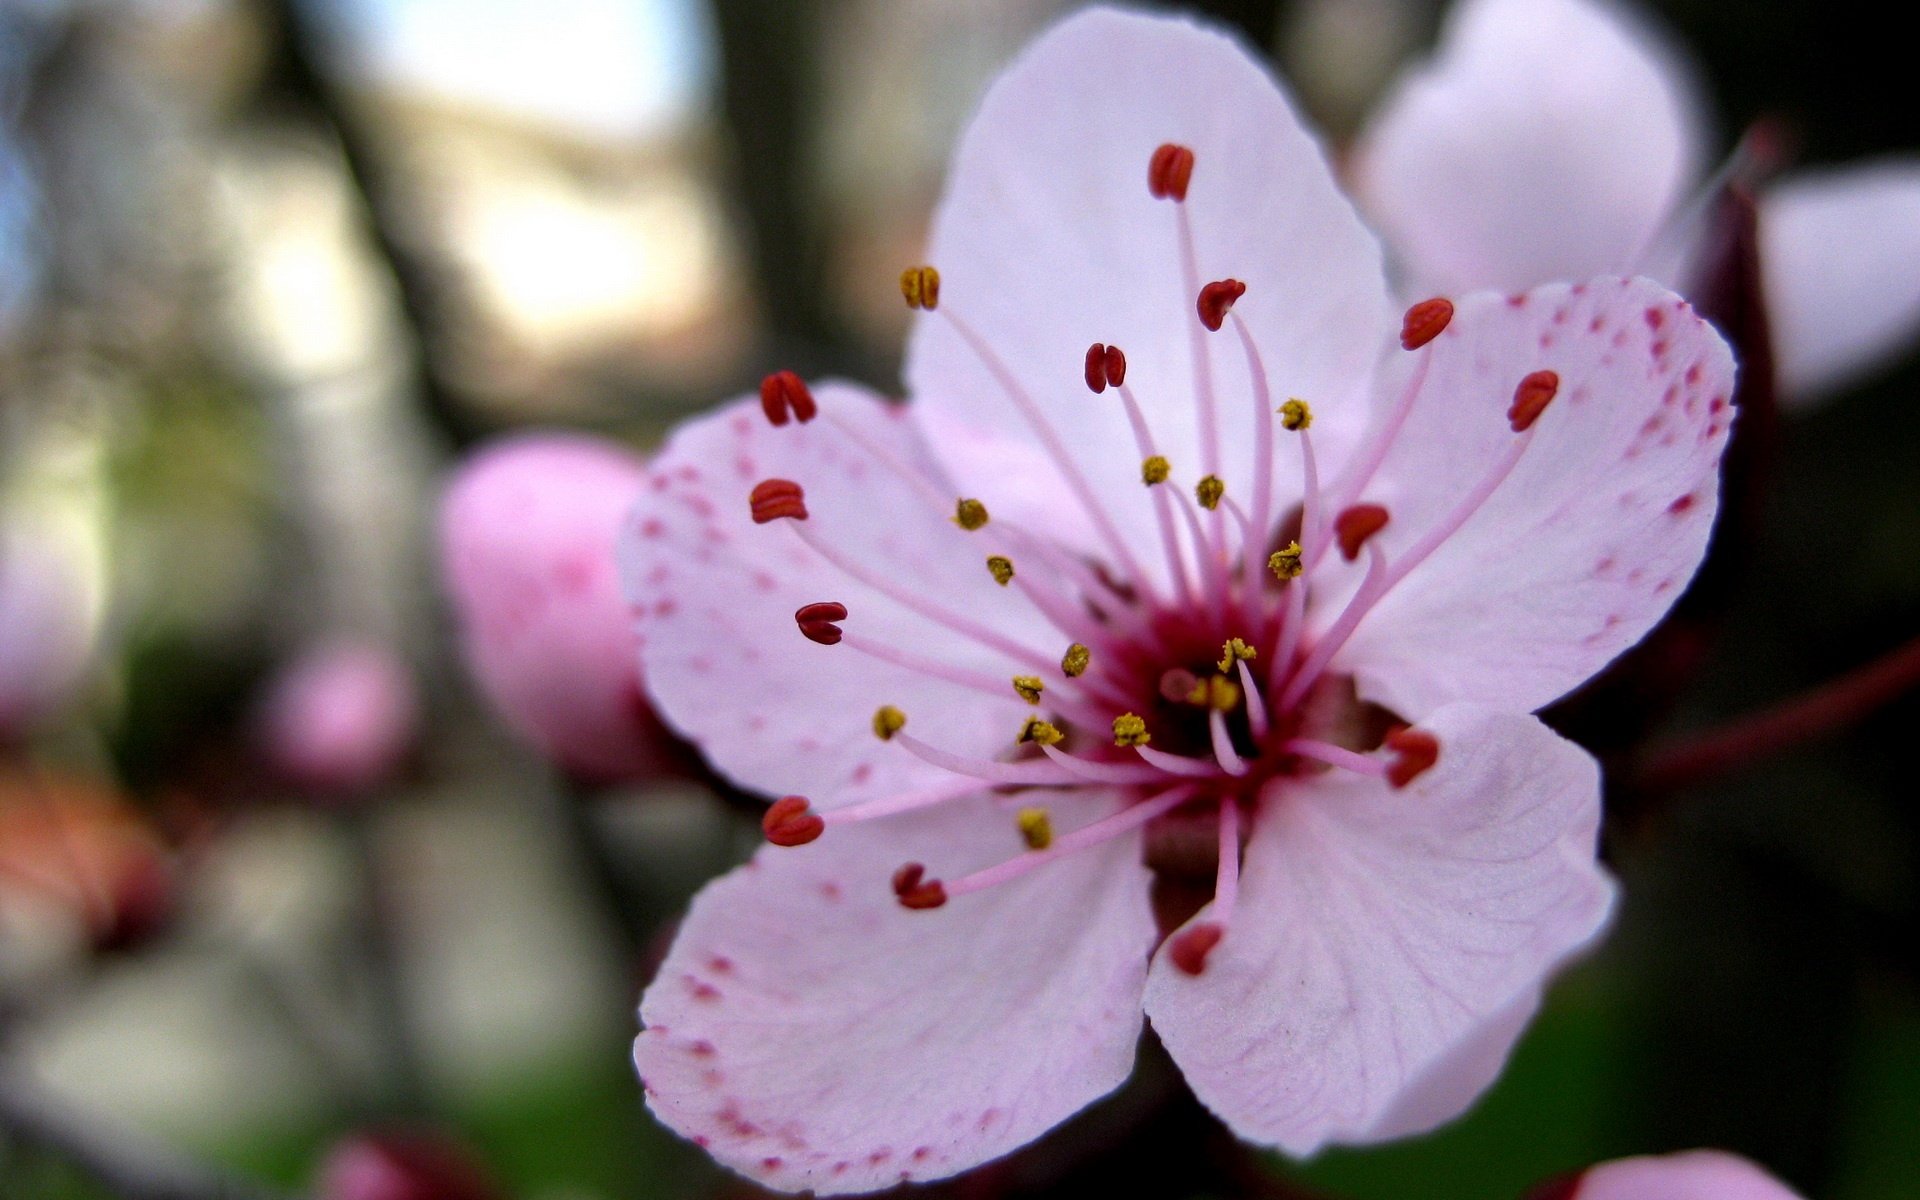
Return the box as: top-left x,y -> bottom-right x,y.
1544,1149 -> 1804,1200
1354,0 -> 1920,405
439,432 -> 672,783
256,639 -> 418,797
622,8 -> 1733,1192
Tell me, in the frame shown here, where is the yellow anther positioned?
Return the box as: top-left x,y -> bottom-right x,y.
1217,638 -> 1257,672
1012,675 -> 1045,705
954,498 -> 989,530
1062,643 -> 1091,677
1268,541 -> 1304,580
1015,807 -> 1054,851
1279,398 -> 1313,431
1182,675 -> 1241,710
1112,713 -> 1150,747
900,265 -> 940,310
872,705 -> 906,741
1142,455 -> 1170,486
1018,717 -> 1064,746
1195,475 -> 1225,511
987,555 -> 1015,585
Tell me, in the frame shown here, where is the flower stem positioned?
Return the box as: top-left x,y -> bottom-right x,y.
1635,631 -> 1920,792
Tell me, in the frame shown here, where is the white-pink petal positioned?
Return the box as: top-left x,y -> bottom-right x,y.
1355,0 -> 1705,296
1576,1149 -> 1804,1200
1762,159 -> 1920,403
1143,704 -> 1614,1155
909,7 -> 1392,588
620,385 -> 1058,811
634,791 -> 1156,1194
1336,278 -> 1734,719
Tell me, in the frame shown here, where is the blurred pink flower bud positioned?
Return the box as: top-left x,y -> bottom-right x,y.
438,432 -> 671,782
257,641 -> 418,796
0,521 -> 100,742
315,1129 -> 503,1200
1533,1150 -> 1803,1200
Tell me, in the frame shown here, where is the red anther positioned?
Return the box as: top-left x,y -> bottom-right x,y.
758,370 -> 817,426
1385,727 -> 1440,788
1196,279 -> 1246,332
1508,370 -> 1561,432
1084,343 -> 1128,393
1168,922 -> 1224,976
763,796 -> 825,847
1084,343 -> 1110,393
1147,143 -> 1196,201
1334,503 -> 1390,561
749,479 -> 808,524
891,862 -> 947,910
1400,297 -> 1454,350
794,601 -> 848,645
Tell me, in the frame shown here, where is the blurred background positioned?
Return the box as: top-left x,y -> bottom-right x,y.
0,0 -> 1915,1197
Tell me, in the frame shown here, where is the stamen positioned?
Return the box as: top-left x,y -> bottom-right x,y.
1115,383 -> 1197,606
1218,639 -> 1256,672
1168,922 -> 1224,976
1236,659 -> 1268,739
758,370 -> 817,426
1083,342 -> 1127,393
1324,311 -> 1443,543
1399,297 -> 1454,350
1196,279 -> 1246,333
986,555 -> 1015,586
820,777 -> 982,827
1279,398 -> 1312,430
1195,475 -> 1225,511
762,796 -> 824,847
954,498 -> 989,530
789,521 -> 1060,675
1133,745 -> 1222,777
1147,143 -> 1195,202
1278,541 -> 1389,712
1281,737 -> 1388,777
1271,402 -> 1326,693
1062,643 -> 1091,677
1334,503 -> 1390,561
892,862 -> 946,909
1268,542 -> 1303,579
1012,675 -> 1045,705
794,601 -> 847,645
1017,717 -> 1064,745
1173,204 -> 1221,478
899,265 -> 940,311
872,706 -> 907,740
891,731 -> 1081,787
1169,801 -> 1241,976
931,784 -> 1200,904
1037,743 -> 1168,784
749,478 -> 808,524
1385,727 -> 1440,788
940,310 -> 1159,597
1507,370 -> 1560,432
1015,807 -> 1054,850
1187,675 -> 1240,711
1112,713 -> 1151,747
1208,709 -> 1249,776
840,632 -> 1050,708
1229,315 -> 1283,604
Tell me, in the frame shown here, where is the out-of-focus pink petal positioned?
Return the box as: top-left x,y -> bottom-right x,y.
621,385 -> 1056,812
1355,0 -> 1705,295
1575,1150 -> 1804,1200
439,432 -> 659,782
1762,160 -> 1920,403
634,791 -> 1155,1194
256,640 -> 417,796
1144,705 -> 1613,1155
909,8 -> 1392,583
1336,278 -> 1734,719
0,519 -> 99,740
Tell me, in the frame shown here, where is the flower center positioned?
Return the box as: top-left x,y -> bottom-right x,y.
743,143 -> 1558,976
